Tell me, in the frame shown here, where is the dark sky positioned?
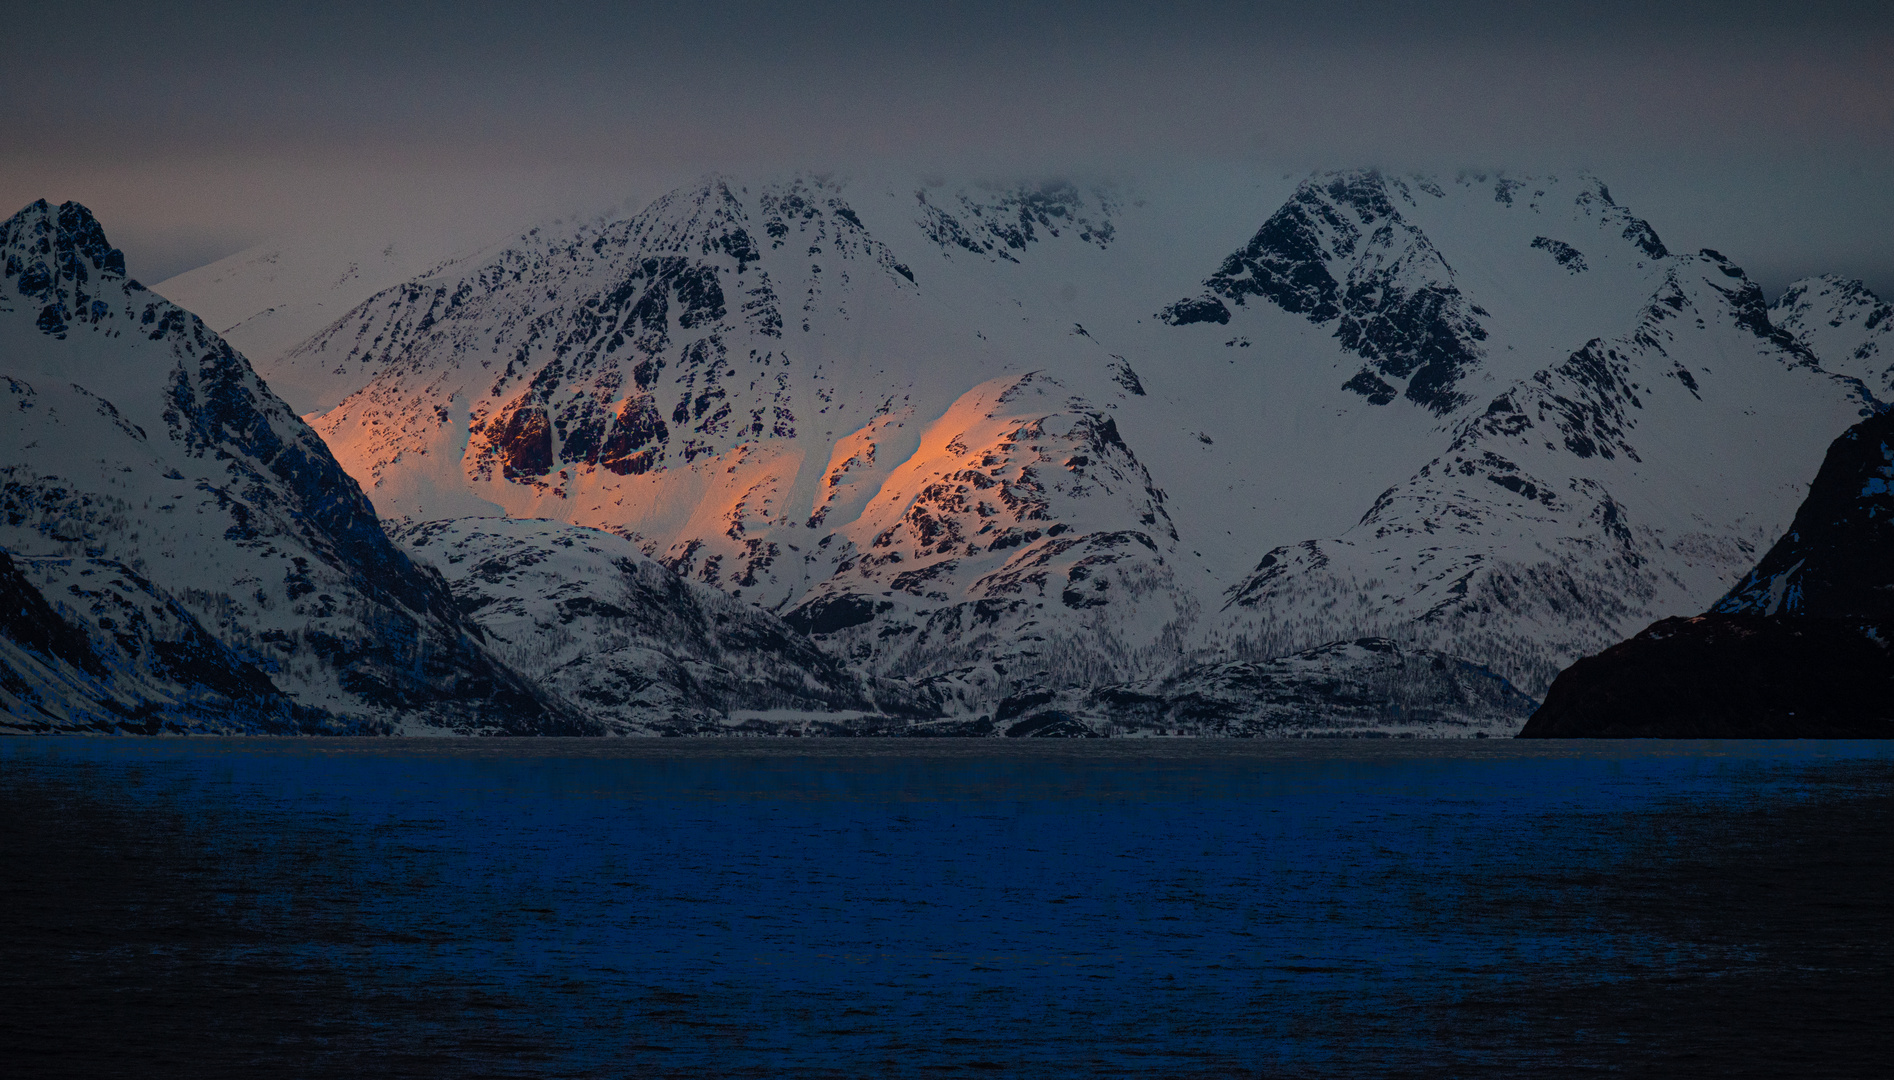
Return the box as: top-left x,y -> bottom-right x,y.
4,0 -> 1890,292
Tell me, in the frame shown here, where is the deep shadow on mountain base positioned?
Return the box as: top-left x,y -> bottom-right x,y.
1520,613 -> 1894,738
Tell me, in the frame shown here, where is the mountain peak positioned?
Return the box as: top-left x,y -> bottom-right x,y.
3,199 -> 140,340
1158,167 -> 1486,414
4,199 -> 129,279
56,201 -> 127,278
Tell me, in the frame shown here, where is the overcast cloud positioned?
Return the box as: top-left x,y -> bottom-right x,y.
3,0 -> 1889,291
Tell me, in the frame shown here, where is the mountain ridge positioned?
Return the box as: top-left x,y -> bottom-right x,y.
92,171 -> 1894,731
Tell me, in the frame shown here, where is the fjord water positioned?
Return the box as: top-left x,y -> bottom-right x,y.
3,739 -> 1889,1078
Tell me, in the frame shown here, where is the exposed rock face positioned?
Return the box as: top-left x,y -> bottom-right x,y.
0,201 -> 582,734
1520,408 -> 1894,737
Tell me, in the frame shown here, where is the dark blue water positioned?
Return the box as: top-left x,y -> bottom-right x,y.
2,738 -> 1890,1078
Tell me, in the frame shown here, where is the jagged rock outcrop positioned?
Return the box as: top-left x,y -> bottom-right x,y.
1160,170 -> 1499,413
1521,407 -> 1894,737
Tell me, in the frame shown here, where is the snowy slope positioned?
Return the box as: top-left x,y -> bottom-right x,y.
1771,275 -> 1892,394
153,212 -> 549,414
390,516 -> 919,733
0,200 -> 581,734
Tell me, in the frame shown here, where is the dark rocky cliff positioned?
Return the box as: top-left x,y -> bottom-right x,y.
1521,408 -> 1894,737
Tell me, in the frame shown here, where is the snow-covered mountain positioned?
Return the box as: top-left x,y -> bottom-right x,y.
0,200 -> 584,733
1220,249 -> 1879,691
189,168 -> 1884,721
261,177 -> 1202,710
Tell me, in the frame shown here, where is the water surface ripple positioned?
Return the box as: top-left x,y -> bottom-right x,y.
2,738 -> 1889,1078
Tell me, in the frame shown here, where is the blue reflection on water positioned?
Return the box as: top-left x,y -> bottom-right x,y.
3,738 -> 1889,1078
